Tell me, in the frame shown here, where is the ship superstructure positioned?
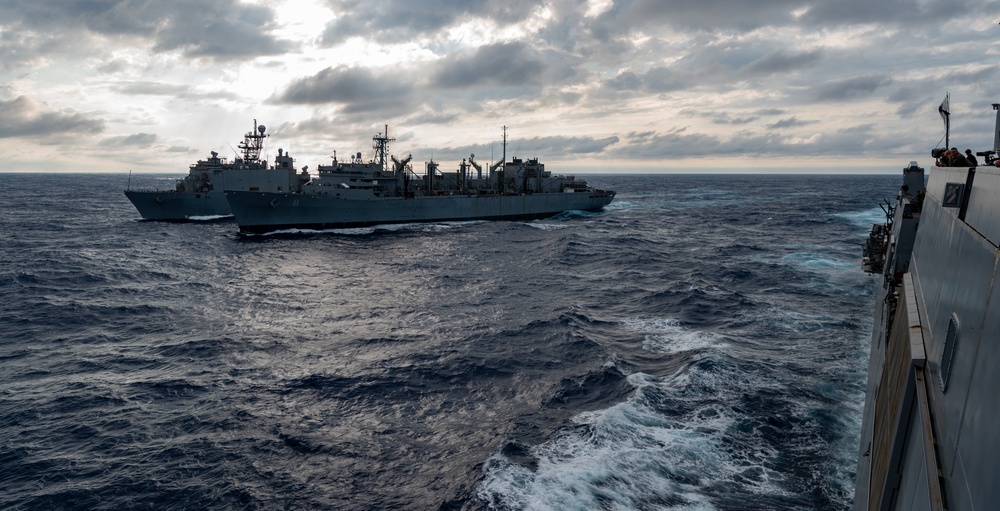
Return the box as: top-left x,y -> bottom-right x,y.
125,120 -> 308,220
855,103 -> 1000,510
224,126 -> 615,234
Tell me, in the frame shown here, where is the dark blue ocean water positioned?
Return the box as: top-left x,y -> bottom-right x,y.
0,172 -> 898,510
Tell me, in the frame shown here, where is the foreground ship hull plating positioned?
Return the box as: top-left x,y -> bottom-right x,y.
855,103 -> 1000,511
856,164 -> 1000,511
225,190 -> 616,233
125,190 -> 231,220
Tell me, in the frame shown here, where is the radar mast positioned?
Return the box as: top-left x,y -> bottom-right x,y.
372,124 -> 395,173
237,119 -> 267,163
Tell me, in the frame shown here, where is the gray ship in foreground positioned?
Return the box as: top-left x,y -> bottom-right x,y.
125,120 -> 307,220
855,102 -> 1000,510
225,126 -> 616,234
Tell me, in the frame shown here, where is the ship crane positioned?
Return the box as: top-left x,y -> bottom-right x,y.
487,157 -> 506,194
468,154 -> 483,179
391,154 -> 412,174
391,154 -> 414,197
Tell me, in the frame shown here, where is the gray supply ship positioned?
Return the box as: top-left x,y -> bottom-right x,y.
125,120 -> 308,220
224,126 -> 616,234
855,101 -> 1000,510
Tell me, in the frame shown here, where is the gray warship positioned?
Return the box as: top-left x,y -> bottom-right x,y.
124,120 -> 308,220
855,101 -> 1000,510
224,126 -> 616,234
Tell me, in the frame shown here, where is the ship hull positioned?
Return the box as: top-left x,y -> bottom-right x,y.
124,190 -> 232,220
855,163 -> 1000,510
225,190 -> 616,233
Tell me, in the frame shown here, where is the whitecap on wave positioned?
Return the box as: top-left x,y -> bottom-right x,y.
780,252 -> 854,271
622,317 -> 727,355
476,368 -> 789,510
602,200 -> 640,210
832,207 -> 889,231
472,311 -> 856,509
748,246 -> 855,281
184,214 -> 233,221
548,210 -> 608,221
523,222 -> 570,230
249,220 -> 483,236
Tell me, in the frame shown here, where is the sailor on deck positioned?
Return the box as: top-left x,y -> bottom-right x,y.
965,149 -> 978,166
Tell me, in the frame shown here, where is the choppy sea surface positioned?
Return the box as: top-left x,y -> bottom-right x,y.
0,172 -> 899,510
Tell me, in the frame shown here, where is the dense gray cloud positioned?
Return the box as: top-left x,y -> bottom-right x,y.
600,66 -> 692,95
271,65 -> 415,113
591,0 -> 802,34
591,0 -> 980,35
111,82 -> 239,101
609,122 -> 892,160
798,0 -> 967,26
0,96 -> 105,138
319,0 -> 541,46
708,114 -> 763,126
767,116 -> 817,129
741,50 -> 824,76
0,0 -> 295,67
151,4 -> 296,58
614,116 -> 930,159
404,110 -> 462,126
97,58 -> 130,74
272,42 -> 580,117
604,71 -> 642,92
99,133 -> 159,148
599,44 -> 825,98
615,128 -> 727,158
681,109 -> 790,127
411,134 -> 621,162
506,135 -> 622,157
0,29 -> 74,72
430,42 -> 547,89
814,75 -> 894,101
114,82 -> 193,96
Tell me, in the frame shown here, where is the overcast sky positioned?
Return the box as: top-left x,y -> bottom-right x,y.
2,0 -> 998,173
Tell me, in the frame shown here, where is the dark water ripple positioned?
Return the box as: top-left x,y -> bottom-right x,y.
0,172 -> 898,510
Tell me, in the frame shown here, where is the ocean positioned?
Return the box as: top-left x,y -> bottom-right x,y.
0,172 -> 899,510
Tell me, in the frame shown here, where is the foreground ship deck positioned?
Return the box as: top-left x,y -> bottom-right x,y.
855,103 -> 1000,510
225,126 -> 615,234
